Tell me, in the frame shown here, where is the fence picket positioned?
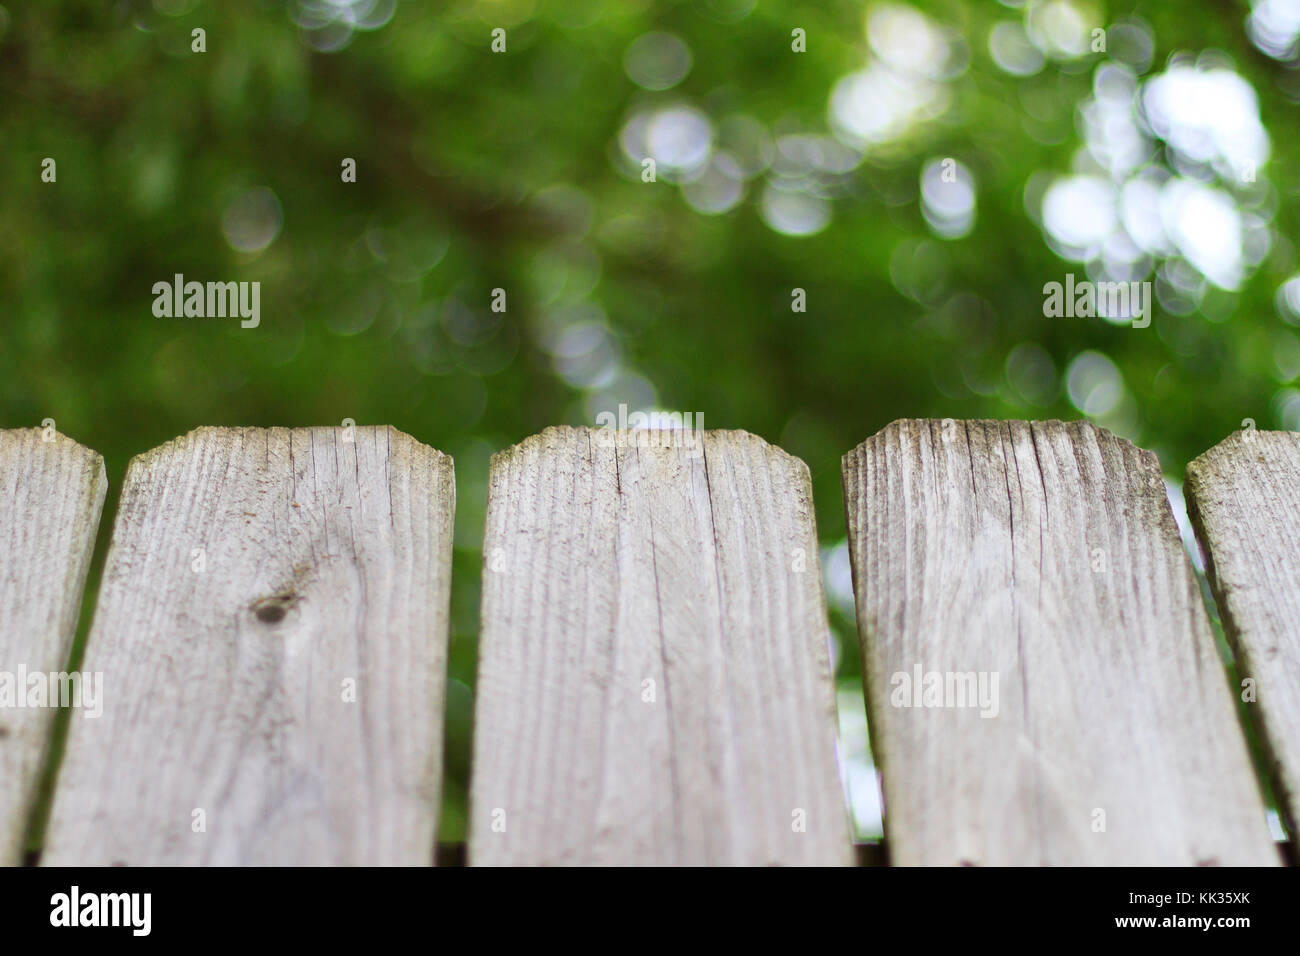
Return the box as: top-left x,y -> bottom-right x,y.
842,419 -> 1277,865
1186,429 -> 1300,840
469,427 -> 852,865
41,426 -> 454,865
0,429 -> 106,865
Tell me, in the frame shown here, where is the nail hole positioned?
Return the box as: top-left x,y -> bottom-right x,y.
0,726 -> 9,739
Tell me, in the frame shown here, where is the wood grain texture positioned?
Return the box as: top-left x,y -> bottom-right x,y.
470,427 -> 851,865
842,419 -> 1277,866
0,430 -> 107,866
1186,429 -> 1300,840
42,426 -> 453,866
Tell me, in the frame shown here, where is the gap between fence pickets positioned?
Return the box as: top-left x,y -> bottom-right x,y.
470,426 -> 853,865
1185,429 -> 1300,844
0,429 -> 107,867
842,418 -> 1280,866
38,425 -> 454,866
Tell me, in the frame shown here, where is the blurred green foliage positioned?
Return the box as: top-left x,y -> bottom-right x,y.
4,0 -> 1299,842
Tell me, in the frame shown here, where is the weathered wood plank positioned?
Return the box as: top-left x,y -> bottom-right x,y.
1186,429 -> 1300,840
842,419 -> 1277,865
470,427 -> 851,865
0,429 -> 107,866
42,426 -> 454,865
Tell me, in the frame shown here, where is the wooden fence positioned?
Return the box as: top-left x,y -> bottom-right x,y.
0,421 -> 1295,866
